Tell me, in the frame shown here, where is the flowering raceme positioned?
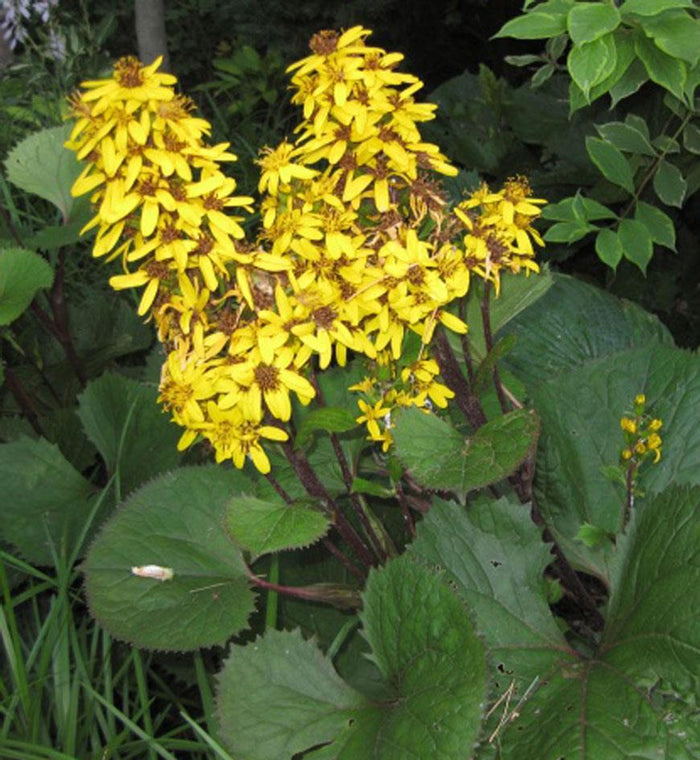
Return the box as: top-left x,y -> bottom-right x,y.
66,27 -> 545,472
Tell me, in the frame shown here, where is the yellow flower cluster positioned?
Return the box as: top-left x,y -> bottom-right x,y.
620,394 -> 663,464
66,28 -> 545,473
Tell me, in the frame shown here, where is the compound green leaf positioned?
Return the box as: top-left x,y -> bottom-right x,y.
567,2 -> 620,45
542,196 -> 616,222
634,200 -> 676,250
618,217 -> 653,273
225,495 -> 330,559
84,466 -> 256,651
494,12 -> 568,40
77,373 -> 182,498
4,124 -> 82,221
585,136 -> 635,193
216,557 -> 486,760
595,228 -> 623,269
653,159 -> 687,207
392,407 -> 539,495
0,247 -> 53,326
0,436 -> 97,565
683,122 -> 700,154
567,35 -> 617,99
543,219 -> 596,243
533,345 -> 700,581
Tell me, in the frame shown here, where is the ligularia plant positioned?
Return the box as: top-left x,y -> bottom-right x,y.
32,25 -> 695,760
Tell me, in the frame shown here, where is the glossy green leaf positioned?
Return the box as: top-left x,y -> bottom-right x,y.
4,124 -> 82,221
216,557 -> 486,760
533,344 -> 700,581
392,407 -> 539,494
634,201 -> 676,250
567,35 -> 617,98
84,466 -> 256,651
595,228 -> 623,269
0,247 -> 53,326
0,436 -> 97,565
225,495 -> 330,559
641,10 -> 700,65
618,218 -> 653,273
295,407 -> 359,448
494,12 -> 568,40
567,2 -> 620,45
502,274 -> 673,389
595,121 -> 656,156
653,159 -> 687,207
585,136 -> 635,193
634,35 -> 687,100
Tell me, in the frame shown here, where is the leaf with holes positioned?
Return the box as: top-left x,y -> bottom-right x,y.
225,495 -> 330,560
84,466 -> 256,651
392,407 -> 539,494
409,490 -> 700,760
216,556 -> 486,760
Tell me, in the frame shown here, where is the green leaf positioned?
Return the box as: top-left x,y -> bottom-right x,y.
543,220 -> 596,243
567,2 -> 620,45
0,247 -> 53,326
351,477 -> 395,498
409,495 -> 573,688
620,0 -> 695,15
392,407 -> 539,495
575,522 -> 611,548
216,557 -> 486,760
0,436 -> 97,565
502,273 -> 673,389
683,122 -> 700,154
618,217 -> 654,273
3,124 -> 82,222
410,490 -> 700,759
500,486 -> 700,759
533,344 -> 700,581
295,407 -> 358,448
542,196 -> 616,222
567,34 -> 617,99
640,10 -> 700,65
634,201 -> 676,250
605,486 -> 700,696
84,466 -> 256,651
653,159 -> 687,207
595,121 -> 657,156
77,373 -> 182,498
494,11 -> 568,40
609,58 -> 649,106
595,228 -> 624,269
225,495 -> 330,559
585,136 -> 636,193
634,34 -> 687,100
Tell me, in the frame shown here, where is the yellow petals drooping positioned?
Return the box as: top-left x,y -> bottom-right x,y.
66,28 -> 546,471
